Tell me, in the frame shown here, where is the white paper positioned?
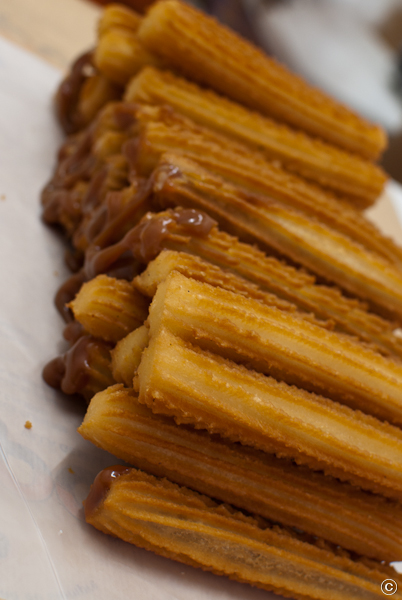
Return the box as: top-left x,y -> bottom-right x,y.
0,36 -> 279,600
1,34 -> 401,600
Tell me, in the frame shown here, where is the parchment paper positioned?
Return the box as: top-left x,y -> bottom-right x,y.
0,34 -> 401,600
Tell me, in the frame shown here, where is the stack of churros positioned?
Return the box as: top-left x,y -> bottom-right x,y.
42,2 -> 402,598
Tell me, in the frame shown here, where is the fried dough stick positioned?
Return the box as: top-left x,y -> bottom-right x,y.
98,4 -> 142,37
137,1 -> 386,160
135,249 -> 402,360
111,325 -> 149,385
137,326 -> 402,500
130,110 -> 401,266
94,30 -> 161,87
69,275 -> 149,343
126,68 -> 386,207
152,154 -> 402,321
49,98 -> 396,263
86,468 -> 402,600
94,4 -> 162,86
80,384 -> 402,561
135,250 -> 319,320
147,271 -> 402,426
88,209 -> 402,360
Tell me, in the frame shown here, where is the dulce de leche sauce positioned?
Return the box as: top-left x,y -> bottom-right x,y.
42,335 -> 99,395
85,207 -> 217,278
55,51 -> 93,135
84,466 -> 131,520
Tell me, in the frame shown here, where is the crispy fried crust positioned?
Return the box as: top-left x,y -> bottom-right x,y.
94,29 -> 161,86
146,271 -> 402,425
152,154 -> 402,321
135,249 -> 319,320
111,325 -> 149,386
98,4 -> 142,37
137,325 -> 402,500
85,467 -> 401,599
79,384 -> 402,561
84,207 -> 401,361
129,218 -> 402,360
129,107 -> 395,258
126,67 -> 387,206
69,274 -> 149,343
137,1 -> 386,160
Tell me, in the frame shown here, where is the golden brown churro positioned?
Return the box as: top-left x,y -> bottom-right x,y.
111,325 -> 149,386
85,467 -> 401,599
152,154 -> 402,321
126,67 -> 387,207
128,107 -> 397,261
135,250 -> 308,318
137,0 -> 386,159
94,30 -> 161,87
137,325 -> 402,500
69,274 -> 148,343
80,384 -> 402,561
88,209 -> 402,361
98,4 -> 142,37
145,271 -> 402,425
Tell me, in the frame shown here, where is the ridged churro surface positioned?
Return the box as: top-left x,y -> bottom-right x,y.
98,4 -> 142,37
153,154 -> 402,321
137,326 -> 402,499
137,1 -> 386,159
111,325 -> 149,386
129,107 -> 394,255
125,210 -> 402,361
42,3 -> 402,593
80,384 -> 402,561
126,67 -> 387,206
85,468 -> 400,599
94,30 -> 161,86
69,274 -> 149,343
146,271 -> 402,424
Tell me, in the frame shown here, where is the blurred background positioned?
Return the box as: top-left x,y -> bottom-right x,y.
89,0 -> 402,182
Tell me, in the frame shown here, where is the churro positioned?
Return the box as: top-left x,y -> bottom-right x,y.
69,274 -> 148,343
88,209 -> 402,361
111,325 -> 149,386
40,2 -> 402,590
94,29 -> 161,87
128,107 -> 398,262
126,67 -> 387,206
98,4 -> 142,37
137,0 -> 386,159
137,325 -> 402,500
145,271 -> 402,425
152,154 -> 402,321
80,384 -> 402,561
85,468 -> 401,600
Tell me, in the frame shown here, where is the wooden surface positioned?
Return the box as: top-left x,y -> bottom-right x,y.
0,0 -> 100,70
